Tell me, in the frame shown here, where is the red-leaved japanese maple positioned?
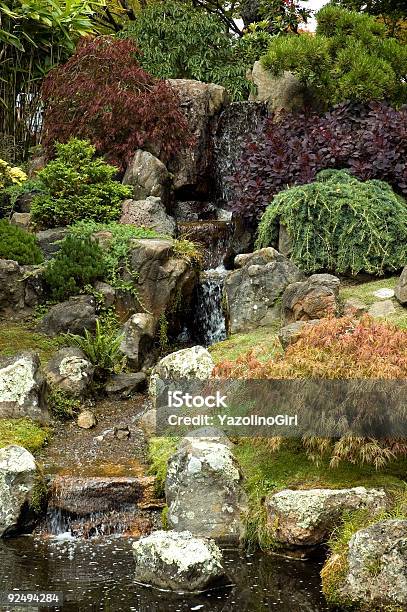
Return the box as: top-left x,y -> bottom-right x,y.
41,36 -> 190,170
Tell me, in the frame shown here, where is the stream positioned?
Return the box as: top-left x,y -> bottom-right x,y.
0,537 -> 329,611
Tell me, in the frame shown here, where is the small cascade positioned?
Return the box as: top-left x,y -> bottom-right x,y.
178,220 -> 233,269
214,101 -> 267,207
43,475 -> 163,539
195,266 -> 228,346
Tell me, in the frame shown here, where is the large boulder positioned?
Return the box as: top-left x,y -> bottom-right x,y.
282,274 -> 341,324
120,313 -> 156,371
265,487 -> 388,548
44,347 -> 94,397
395,266 -> 407,305
0,445 -> 37,537
149,345 -> 214,398
127,238 -> 197,316
105,372 -> 147,398
39,295 -> 96,337
120,197 -> 176,237
339,519 -> 407,608
247,62 -> 306,113
123,150 -> 171,206
166,437 -> 247,545
0,352 -> 47,422
168,79 -> 228,196
224,248 -> 303,334
132,530 -> 226,591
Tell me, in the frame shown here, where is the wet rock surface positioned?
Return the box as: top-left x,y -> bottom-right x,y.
133,530 -> 226,592
166,437 -> 247,545
0,445 -> 37,537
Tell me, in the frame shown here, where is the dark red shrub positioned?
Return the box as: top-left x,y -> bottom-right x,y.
41,36 -> 190,170
231,101 -> 407,224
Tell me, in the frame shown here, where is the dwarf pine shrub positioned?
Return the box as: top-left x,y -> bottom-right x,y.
30,138 -> 131,228
256,170 -> 407,276
0,220 -> 43,265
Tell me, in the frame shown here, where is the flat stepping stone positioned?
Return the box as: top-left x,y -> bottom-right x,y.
368,300 -> 396,318
372,288 -> 395,299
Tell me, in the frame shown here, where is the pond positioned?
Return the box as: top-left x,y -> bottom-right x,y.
0,536 -> 330,611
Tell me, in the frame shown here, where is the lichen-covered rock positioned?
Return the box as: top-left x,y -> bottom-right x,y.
77,410 -> 97,429
282,274 -> 341,324
266,487 -> 387,547
10,212 -> 31,229
338,519 -> 407,608
39,295 -> 96,336
166,437 -> 247,545
395,267 -> 407,305
120,197 -> 176,237
123,150 -> 171,205
224,248 -> 303,334
168,79 -> 228,196
44,347 -> 94,397
0,352 -> 46,422
0,445 -> 37,537
278,319 -> 321,349
149,345 -> 214,398
120,313 -> 156,371
132,530 -> 226,591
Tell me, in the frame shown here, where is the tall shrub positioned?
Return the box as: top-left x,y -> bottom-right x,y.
41,36 -> 190,169
231,101 -> 407,224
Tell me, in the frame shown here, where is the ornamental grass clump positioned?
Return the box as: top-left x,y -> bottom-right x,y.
256,170 -> 407,276
214,316 -> 407,468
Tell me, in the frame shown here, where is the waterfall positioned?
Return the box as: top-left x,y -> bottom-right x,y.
214,101 -> 267,207
195,266 -> 227,346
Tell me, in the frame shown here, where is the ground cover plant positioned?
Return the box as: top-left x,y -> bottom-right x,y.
231,101 -> 407,224
255,170 -> 407,275
40,36 -> 191,170
0,220 -> 43,265
30,139 -> 131,228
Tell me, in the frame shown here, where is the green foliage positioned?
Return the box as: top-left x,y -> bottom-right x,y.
148,437 -> 178,496
0,418 -> 48,452
29,468 -> 48,514
120,1 -> 275,100
30,139 -> 131,228
1,179 -> 43,218
65,318 -> 126,381
44,234 -> 107,301
47,387 -> 82,420
172,238 -> 203,266
261,6 -> 407,107
256,170 -> 407,276
0,220 -> 43,265
67,221 -> 159,294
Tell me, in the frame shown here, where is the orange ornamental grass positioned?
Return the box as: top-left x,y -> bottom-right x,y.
214,316 -> 407,467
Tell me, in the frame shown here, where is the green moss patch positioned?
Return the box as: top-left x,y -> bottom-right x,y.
148,437 -> 178,496
0,321 -> 63,363
0,418 -> 48,453
210,323 -> 282,364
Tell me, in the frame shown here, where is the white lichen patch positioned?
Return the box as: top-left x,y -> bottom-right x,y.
0,358 -> 36,406
59,356 -> 90,382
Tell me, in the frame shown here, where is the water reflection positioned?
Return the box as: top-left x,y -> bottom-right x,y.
0,537 -> 330,611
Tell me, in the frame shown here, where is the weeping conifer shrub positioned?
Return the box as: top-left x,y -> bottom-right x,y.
256,170 -> 407,276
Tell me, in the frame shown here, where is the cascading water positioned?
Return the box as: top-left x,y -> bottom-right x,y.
179,221 -> 233,346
